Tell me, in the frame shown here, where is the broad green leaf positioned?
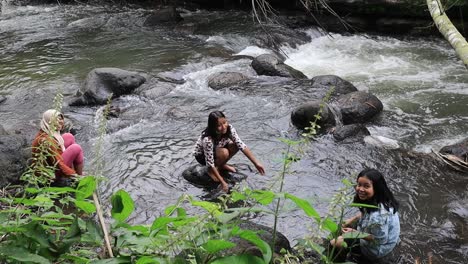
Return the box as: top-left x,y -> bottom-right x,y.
342,231 -> 370,239
111,189 -> 135,222
250,190 -> 275,205
171,217 -> 197,227
136,256 -> 162,264
164,205 -> 177,216
230,191 -> 246,202
40,212 -> 74,220
217,211 -> 240,224
32,195 -> 54,208
211,254 -> 265,264
60,254 -> 91,264
322,218 -> 339,233
190,200 -> 221,216
75,200 -> 97,214
201,239 -> 236,253
150,217 -> 174,231
235,230 -> 272,264
76,176 -> 96,200
285,193 -> 320,219
0,245 -> 51,264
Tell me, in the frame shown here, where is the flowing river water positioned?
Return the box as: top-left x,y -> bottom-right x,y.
1,4 -> 467,263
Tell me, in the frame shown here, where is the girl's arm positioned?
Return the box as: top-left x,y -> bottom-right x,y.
242,147 -> 265,175
343,212 -> 362,228
208,166 -> 229,192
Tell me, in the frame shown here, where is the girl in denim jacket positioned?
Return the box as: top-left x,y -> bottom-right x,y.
331,169 -> 400,262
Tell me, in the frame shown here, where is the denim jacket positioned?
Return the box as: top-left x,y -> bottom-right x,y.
357,204 -> 400,259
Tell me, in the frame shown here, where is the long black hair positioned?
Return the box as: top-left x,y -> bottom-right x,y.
202,111 -> 231,139
353,168 -> 399,214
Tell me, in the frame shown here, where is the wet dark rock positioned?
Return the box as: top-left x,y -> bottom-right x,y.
208,72 -> 249,90
182,164 -> 247,189
143,7 -> 183,26
334,91 -> 383,125
68,68 -> 146,106
251,54 -> 307,79
255,25 -> 312,49
291,100 -> 334,130
440,138 -> 468,161
0,133 -> 29,187
333,124 -> 370,142
310,75 -> 358,96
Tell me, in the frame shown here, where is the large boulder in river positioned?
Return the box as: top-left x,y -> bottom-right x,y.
143,7 -> 183,26
208,72 -> 249,90
310,75 -> 358,96
291,100 -> 334,130
251,54 -> 307,79
334,91 -> 383,125
0,128 -> 29,187
69,68 -> 146,106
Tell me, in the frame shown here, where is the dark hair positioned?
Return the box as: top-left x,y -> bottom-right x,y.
202,111 -> 230,139
353,168 -> 399,214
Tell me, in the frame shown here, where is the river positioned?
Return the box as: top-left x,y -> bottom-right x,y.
0,3 -> 467,263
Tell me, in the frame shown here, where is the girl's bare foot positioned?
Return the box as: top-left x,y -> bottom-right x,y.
221,164 -> 236,173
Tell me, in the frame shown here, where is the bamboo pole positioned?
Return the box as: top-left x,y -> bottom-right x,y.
92,192 -> 114,258
427,0 -> 468,69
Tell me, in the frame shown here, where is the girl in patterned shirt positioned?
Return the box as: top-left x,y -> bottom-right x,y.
193,111 -> 265,192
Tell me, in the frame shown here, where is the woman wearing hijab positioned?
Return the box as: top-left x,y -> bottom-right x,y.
31,109 -> 84,185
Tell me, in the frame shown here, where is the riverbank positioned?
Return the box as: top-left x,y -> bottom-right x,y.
6,0 -> 468,37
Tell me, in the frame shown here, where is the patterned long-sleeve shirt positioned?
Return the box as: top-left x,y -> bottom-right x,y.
193,124 -> 247,167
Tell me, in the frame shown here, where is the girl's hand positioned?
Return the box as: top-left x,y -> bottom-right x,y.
255,162 -> 265,175
221,182 -> 229,192
342,227 -> 354,233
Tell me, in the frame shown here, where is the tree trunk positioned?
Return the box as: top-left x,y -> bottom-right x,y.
427,0 -> 468,69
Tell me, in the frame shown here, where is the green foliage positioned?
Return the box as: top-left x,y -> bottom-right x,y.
111,189 -> 135,222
